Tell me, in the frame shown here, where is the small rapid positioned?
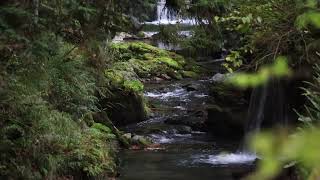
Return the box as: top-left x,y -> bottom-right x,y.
120,76 -> 256,180
193,153 -> 257,165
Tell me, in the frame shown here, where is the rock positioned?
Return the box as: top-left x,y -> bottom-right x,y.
136,31 -> 146,38
123,133 -> 132,140
206,105 -> 247,138
167,71 -> 183,80
165,116 -> 206,131
112,32 -> 133,43
175,125 -> 192,134
160,74 -> 172,80
154,77 -> 164,82
132,135 -> 152,146
182,71 -> 199,78
209,82 -> 247,106
210,73 -> 226,82
183,83 -> 200,92
103,90 -> 148,126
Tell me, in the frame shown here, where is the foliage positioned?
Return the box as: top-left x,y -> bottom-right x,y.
239,4 -> 320,179
228,57 -> 292,88
0,0 -> 161,177
124,80 -> 144,93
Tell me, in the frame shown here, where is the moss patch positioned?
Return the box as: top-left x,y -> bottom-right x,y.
156,57 -> 182,69
124,80 -> 144,92
109,42 -> 199,86
182,71 -> 199,78
102,42 -> 201,126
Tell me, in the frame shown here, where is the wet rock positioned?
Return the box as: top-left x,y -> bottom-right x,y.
154,77 -> 164,82
167,71 -> 183,80
209,82 -> 247,106
123,133 -> 132,140
174,125 -> 192,134
165,116 -> 206,131
112,32 -> 133,43
205,80 -> 249,138
206,105 -> 247,138
210,73 -> 226,82
132,135 -> 152,146
160,74 -> 172,80
183,83 -> 200,92
102,91 -> 148,126
192,110 -> 206,117
182,71 -> 199,78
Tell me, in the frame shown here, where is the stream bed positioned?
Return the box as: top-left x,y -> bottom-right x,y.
119,77 -> 257,180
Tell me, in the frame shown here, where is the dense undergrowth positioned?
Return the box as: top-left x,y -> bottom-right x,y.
0,0 -> 199,179
163,0 -> 320,179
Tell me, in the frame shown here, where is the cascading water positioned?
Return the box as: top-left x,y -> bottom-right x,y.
245,80 -> 288,136
145,0 -> 195,25
242,79 -> 288,152
157,0 -> 176,22
203,79 -> 289,165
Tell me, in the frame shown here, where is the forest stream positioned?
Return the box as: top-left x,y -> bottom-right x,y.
119,75 -> 256,180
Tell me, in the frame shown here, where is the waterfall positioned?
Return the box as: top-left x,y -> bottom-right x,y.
145,0 -> 195,25
245,84 -> 269,134
157,0 -> 176,22
242,79 -> 288,150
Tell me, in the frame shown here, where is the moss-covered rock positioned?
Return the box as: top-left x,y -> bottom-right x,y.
110,42 -> 198,81
103,42 -> 201,126
205,81 -> 249,138
167,70 -> 183,80
156,57 -> 182,69
123,80 -> 144,92
182,71 -> 199,78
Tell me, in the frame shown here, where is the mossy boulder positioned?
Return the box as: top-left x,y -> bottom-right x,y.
156,57 -> 182,70
206,105 -> 247,138
123,80 -> 144,92
209,82 -> 247,106
103,42 -> 201,126
182,71 -> 199,78
110,42 -> 198,80
205,81 -> 249,138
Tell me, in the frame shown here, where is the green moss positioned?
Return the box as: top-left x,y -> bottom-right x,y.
107,42 -> 200,92
128,42 -> 159,54
105,70 -> 124,86
167,70 -> 183,80
182,71 -> 199,78
143,53 -> 155,60
169,52 -> 186,66
156,57 -> 182,70
92,123 -> 112,134
137,31 -> 145,38
123,80 -> 144,92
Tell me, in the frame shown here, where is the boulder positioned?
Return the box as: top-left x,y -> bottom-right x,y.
102,91 -> 148,126
182,71 -> 199,78
174,125 -> 192,134
209,82 -> 247,106
132,135 -> 152,146
206,105 -> 247,138
210,73 -> 226,82
165,116 -> 206,131
123,133 -> 132,140
183,83 -> 200,92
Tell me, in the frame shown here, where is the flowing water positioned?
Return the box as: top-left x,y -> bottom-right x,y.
119,2 -> 259,177
145,0 -> 195,25
119,77 -> 257,180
